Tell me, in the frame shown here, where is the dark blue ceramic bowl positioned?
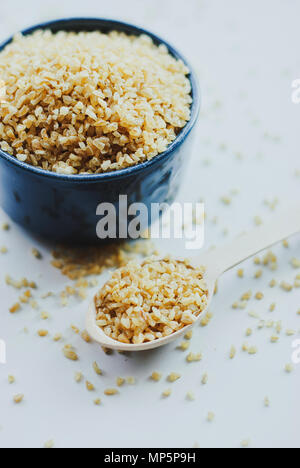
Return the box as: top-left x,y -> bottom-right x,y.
0,18 -> 200,244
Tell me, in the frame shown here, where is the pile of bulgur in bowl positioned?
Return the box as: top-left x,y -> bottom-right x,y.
0,19 -> 200,243
0,25 -> 192,175
94,257 -> 208,344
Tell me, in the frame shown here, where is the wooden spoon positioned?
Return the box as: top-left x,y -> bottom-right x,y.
86,205 -> 300,351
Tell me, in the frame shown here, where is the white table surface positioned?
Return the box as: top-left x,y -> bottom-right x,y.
0,0 -> 300,449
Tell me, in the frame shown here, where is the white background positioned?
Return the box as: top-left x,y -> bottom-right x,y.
0,0 -> 300,449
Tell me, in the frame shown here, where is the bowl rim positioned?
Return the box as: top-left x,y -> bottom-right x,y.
0,17 -> 200,182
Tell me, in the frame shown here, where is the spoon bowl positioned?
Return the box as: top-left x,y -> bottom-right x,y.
86,259 -> 216,352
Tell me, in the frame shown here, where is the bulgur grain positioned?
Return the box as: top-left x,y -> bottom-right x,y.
254,216 -> 263,226
19,290 -> 31,303
104,388 -> 119,396
291,258 -> 300,268
81,330 -> 92,343
229,346 -> 236,359
75,372 -> 83,383
116,377 -> 125,387
184,330 -> 193,340
237,269 -> 244,278
32,248 -> 42,259
248,311 -> 260,319
94,257 -> 208,344
177,341 -> 190,351
255,292 -> 264,300
186,352 -> 202,363
280,281 -> 293,292
53,333 -> 62,342
221,196 -> 232,205
71,325 -> 80,334
93,361 -> 102,376
63,346 -> 78,361
167,372 -> 181,383
258,320 -> 266,330
86,381 -> 95,391
162,389 -> 172,398
13,394 -> 24,404
241,291 -> 252,301
44,440 -> 54,449
270,335 -> 279,343
150,372 -> 162,382
186,391 -> 195,401
264,396 -> 270,407
263,251 -> 277,266
276,321 -> 282,334
9,303 -> 20,314
254,269 -> 263,279
285,364 -> 293,373
200,311 -> 213,327
126,376 -> 136,385
201,373 -> 208,385
241,440 -> 250,448
8,375 -> 15,384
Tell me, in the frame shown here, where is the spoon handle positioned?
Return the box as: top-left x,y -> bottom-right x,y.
203,204 -> 300,276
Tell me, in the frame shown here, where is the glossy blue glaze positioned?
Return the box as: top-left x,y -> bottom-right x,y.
0,18 -> 200,244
